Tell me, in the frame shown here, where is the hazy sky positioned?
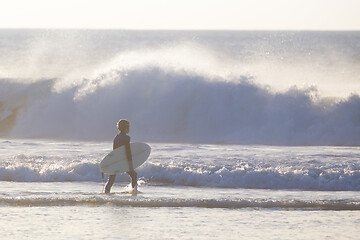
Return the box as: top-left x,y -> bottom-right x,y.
1,0 -> 359,30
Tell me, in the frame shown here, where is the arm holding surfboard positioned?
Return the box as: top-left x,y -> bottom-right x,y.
123,141 -> 134,172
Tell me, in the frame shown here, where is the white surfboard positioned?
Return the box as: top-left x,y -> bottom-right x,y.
100,142 -> 151,175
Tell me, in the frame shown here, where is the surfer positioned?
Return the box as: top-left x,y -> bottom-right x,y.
105,119 -> 137,194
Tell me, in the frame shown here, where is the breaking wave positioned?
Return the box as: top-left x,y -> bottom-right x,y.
1,64 -> 360,145
1,161 -> 360,191
1,31 -> 360,145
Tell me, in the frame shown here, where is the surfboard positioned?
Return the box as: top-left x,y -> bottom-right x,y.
100,142 -> 151,175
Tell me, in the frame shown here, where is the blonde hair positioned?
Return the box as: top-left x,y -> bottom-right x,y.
117,119 -> 130,133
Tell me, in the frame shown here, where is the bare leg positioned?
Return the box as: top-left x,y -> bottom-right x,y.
105,175 -> 116,194
127,170 -> 138,188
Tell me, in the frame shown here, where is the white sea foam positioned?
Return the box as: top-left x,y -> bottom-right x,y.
1,161 -> 359,191
1,141 -> 359,191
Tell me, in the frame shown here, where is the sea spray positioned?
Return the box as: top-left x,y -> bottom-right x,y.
1,30 -> 360,145
3,67 -> 360,145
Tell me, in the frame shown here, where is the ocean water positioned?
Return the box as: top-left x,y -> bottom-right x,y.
1,139 -> 360,239
1,30 -> 360,239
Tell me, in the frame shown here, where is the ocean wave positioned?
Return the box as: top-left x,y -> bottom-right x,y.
0,163 -> 103,182
2,65 -> 360,146
1,195 -> 359,210
1,162 -> 360,191
139,162 -> 360,191
1,31 -> 360,145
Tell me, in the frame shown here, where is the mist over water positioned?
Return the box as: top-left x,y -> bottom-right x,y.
1,30 -> 360,145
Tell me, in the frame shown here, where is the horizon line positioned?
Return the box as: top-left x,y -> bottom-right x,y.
0,27 -> 360,32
